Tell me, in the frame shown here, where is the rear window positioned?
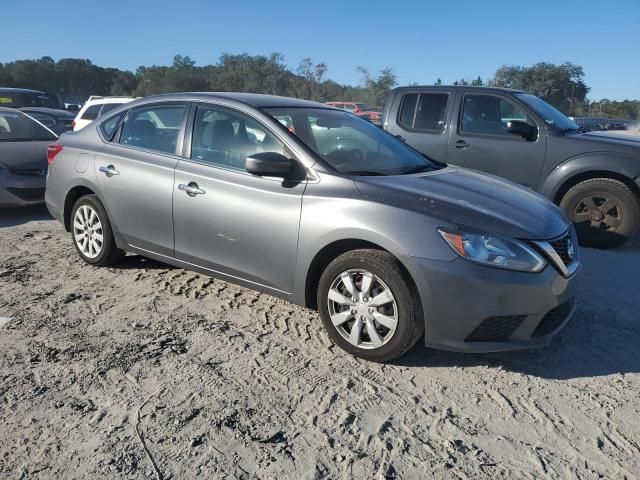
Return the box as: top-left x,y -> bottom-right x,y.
0,92 -> 48,108
398,92 -> 448,131
81,104 -> 102,120
0,111 -> 57,141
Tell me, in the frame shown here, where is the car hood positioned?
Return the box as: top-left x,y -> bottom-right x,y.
0,141 -> 50,170
578,130 -> 640,146
354,166 -> 569,240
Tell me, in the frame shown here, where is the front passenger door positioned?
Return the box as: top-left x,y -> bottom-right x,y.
172,104 -> 306,294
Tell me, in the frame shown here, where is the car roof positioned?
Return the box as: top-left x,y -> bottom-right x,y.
84,97 -> 135,106
127,92 -> 332,110
392,85 -> 526,94
0,87 -> 46,94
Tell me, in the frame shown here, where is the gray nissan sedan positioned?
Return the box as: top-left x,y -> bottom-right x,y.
45,93 -> 579,361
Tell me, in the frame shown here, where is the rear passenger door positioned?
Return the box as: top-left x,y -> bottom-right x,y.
94,102 -> 187,256
385,90 -> 452,162
446,92 -> 546,188
172,103 -> 305,294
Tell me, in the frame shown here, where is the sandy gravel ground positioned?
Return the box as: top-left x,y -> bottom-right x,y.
1,206 -> 639,479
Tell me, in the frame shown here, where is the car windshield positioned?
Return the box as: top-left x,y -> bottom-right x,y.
0,110 -> 57,142
514,93 -> 580,132
356,103 -> 373,111
264,107 -> 440,175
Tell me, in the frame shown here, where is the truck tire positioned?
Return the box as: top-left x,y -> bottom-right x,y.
559,178 -> 640,248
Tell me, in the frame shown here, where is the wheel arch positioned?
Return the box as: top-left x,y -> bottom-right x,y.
63,185 -> 97,231
303,238 -> 419,310
552,170 -> 640,205
540,153 -> 640,204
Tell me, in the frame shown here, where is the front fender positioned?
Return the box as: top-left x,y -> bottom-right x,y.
540,152 -> 640,201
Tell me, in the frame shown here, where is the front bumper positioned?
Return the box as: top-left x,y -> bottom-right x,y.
0,168 -> 46,207
399,254 -> 579,353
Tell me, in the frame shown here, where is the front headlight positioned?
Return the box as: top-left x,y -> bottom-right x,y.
438,229 -> 546,272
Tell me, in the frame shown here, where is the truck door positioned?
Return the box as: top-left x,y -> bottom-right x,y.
445,92 -> 546,188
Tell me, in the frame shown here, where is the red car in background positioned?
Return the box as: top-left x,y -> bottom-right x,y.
325,102 -> 382,125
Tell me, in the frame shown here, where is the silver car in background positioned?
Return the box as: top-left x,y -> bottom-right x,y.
45,93 -> 579,361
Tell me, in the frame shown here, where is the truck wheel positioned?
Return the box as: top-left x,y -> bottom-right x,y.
317,249 -> 424,362
559,178 -> 640,248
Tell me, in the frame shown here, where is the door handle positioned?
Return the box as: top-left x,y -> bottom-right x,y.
178,182 -> 206,197
99,165 -> 119,177
395,134 -> 406,142
450,140 -> 470,149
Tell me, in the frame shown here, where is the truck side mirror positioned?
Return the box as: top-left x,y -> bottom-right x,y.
507,120 -> 536,141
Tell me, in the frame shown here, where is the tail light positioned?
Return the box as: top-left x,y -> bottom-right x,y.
71,120 -> 76,129
47,144 -> 63,164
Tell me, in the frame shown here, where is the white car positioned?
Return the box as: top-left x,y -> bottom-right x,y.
73,96 -> 135,131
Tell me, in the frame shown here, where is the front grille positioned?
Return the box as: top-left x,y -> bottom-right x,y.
6,187 -> 45,201
465,315 -> 526,342
549,235 -> 572,265
532,298 -> 576,337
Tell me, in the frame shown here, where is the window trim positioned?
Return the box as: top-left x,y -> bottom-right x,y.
457,92 -> 539,141
396,92 -> 450,133
112,101 -> 189,156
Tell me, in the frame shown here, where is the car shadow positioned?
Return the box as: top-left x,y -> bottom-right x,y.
0,205 -> 52,227
112,254 -> 175,271
393,245 -> 640,380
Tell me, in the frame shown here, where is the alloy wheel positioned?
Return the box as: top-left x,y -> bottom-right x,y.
572,194 -> 622,231
327,268 -> 398,349
73,205 -> 104,259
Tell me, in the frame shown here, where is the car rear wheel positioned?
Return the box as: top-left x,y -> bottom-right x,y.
71,195 -> 124,266
317,249 -> 423,362
560,178 -> 640,248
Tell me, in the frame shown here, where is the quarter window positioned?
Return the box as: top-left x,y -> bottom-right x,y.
191,106 -> 285,171
461,95 -> 531,136
398,93 -> 448,131
119,104 -> 186,154
100,112 -> 126,140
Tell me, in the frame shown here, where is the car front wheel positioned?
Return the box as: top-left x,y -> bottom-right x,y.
71,194 -> 124,266
317,249 -> 424,362
560,178 -> 640,248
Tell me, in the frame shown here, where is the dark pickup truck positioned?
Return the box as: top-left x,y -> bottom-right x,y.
382,86 -> 640,248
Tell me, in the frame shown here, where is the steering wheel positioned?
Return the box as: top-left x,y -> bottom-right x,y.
319,136 -> 364,165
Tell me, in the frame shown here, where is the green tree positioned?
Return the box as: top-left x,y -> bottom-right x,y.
489,62 -> 589,115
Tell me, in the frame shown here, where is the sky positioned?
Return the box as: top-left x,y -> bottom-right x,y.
3,0 -> 639,100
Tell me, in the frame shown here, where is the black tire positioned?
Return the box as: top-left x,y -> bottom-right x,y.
70,194 -> 124,266
317,249 -> 424,362
559,178 -> 640,249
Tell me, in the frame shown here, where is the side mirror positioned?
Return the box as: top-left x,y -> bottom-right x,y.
507,120 -> 536,140
245,152 -> 293,177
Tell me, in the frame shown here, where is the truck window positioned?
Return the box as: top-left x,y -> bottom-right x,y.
460,94 -> 530,136
398,93 -> 448,131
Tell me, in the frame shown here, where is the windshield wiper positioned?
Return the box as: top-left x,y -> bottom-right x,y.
345,170 -> 387,176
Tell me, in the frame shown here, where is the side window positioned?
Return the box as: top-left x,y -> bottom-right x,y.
119,104 -> 186,154
81,104 -> 102,121
398,93 -> 418,129
460,95 -> 530,136
413,93 -> 448,131
343,103 -> 356,113
191,105 -> 285,171
100,111 -> 126,140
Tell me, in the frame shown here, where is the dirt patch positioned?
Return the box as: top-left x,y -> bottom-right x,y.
1,207 -> 639,479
